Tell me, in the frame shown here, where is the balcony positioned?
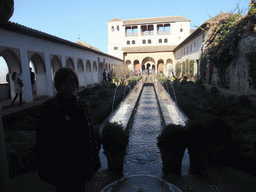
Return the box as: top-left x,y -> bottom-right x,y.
141,31 -> 154,36
125,32 -> 138,37
157,31 -> 170,35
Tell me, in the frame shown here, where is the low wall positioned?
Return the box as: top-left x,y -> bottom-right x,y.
0,83 -> 10,100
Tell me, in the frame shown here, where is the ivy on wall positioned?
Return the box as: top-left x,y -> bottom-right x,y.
199,55 -> 208,82
182,61 -> 186,75
203,1 -> 256,87
189,59 -> 195,79
246,50 -> 256,89
175,62 -> 182,76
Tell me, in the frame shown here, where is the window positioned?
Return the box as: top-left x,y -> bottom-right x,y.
142,39 -> 146,44
114,47 -> 118,50
148,39 -> 151,44
190,44 -> 192,52
117,26 -> 119,31
180,28 -> 183,32
111,26 -> 114,31
164,38 -> 168,43
132,40 -> 135,44
159,39 -> 162,43
187,46 -> 188,54
127,41 -> 130,45
194,42 -> 196,47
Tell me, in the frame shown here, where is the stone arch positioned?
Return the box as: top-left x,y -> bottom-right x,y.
93,61 -> 97,72
0,48 -> 21,74
126,60 -> 133,71
157,59 -> 164,74
100,62 -> 104,72
77,59 -> 84,72
66,57 -> 74,69
142,57 -> 155,72
51,55 -> 62,76
166,59 -> 173,77
30,53 -> 47,97
134,60 -> 140,72
86,60 -> 91,72
105,63 -> 108,71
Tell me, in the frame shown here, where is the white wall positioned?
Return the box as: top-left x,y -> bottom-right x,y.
0,28 -> 123,102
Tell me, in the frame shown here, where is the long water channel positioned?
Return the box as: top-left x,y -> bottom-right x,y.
123,84 -> 190,176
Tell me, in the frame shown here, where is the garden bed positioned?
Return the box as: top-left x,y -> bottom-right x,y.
2,82 -> 138,179
162,80 -> 256,176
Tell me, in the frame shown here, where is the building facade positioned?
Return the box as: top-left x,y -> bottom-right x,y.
107,16 -> 192,76
0,22 -> 123,102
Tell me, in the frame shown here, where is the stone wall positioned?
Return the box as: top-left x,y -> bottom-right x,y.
210,35 -> 256,94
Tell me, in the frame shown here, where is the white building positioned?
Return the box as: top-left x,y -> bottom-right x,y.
107,16 -> 192,75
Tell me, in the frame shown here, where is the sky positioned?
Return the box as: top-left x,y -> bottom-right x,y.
0,0 -> 250,83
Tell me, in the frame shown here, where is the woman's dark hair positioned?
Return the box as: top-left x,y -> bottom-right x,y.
11,72 -> 17,80
54,68 -> 79,92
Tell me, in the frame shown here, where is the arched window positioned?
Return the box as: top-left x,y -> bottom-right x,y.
164,38 -> 168,43
142,39 -> 146,44
180,28 -> 183,32
159,39 -> 162,43
127,40 -> 130,45
132,40 -> 135,44
117,26 -> 119,31
148,39 -> 151,44
111,26 -> 114,31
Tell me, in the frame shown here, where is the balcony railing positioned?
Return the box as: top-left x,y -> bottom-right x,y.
125,32 -> 138,37
157,31 -> 170,35
141,31 -> 154,36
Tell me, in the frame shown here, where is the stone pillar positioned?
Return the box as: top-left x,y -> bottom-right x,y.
0,104 -> 10,192
45,53 -> 54,96
20,49 -> 33,103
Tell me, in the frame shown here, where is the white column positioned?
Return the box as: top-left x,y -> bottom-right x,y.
20,49 -> 33,103
45,53 -> 54,97
154,24 -> 157,36
138,25 -> 141,36
0,104 -> 10,192
61,55 -> 66,68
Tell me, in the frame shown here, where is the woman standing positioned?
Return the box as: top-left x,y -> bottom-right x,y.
11,71 -> 23,106
36,68 -> 101,192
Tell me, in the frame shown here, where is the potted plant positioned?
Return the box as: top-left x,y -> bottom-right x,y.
186,120 -> 212,176
101,121 -> 129,175
157,123 -> 187,175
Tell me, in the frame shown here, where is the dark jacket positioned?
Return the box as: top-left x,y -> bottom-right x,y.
35,93 -> 101,185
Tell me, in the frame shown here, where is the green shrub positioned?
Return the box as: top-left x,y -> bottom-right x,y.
157,124 -> 186,150
98,89 -> 110,99
237,95 -> 251,107
109,83 -> 116,88
101,122 -> 129,154
210,86 -> 219,95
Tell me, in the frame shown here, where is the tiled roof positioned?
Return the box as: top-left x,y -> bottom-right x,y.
0,21 -> 122,61
123,16 -> 190,25
108,18 -> 122,22
76,41 -> 102,52
122,45 -> 177,53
